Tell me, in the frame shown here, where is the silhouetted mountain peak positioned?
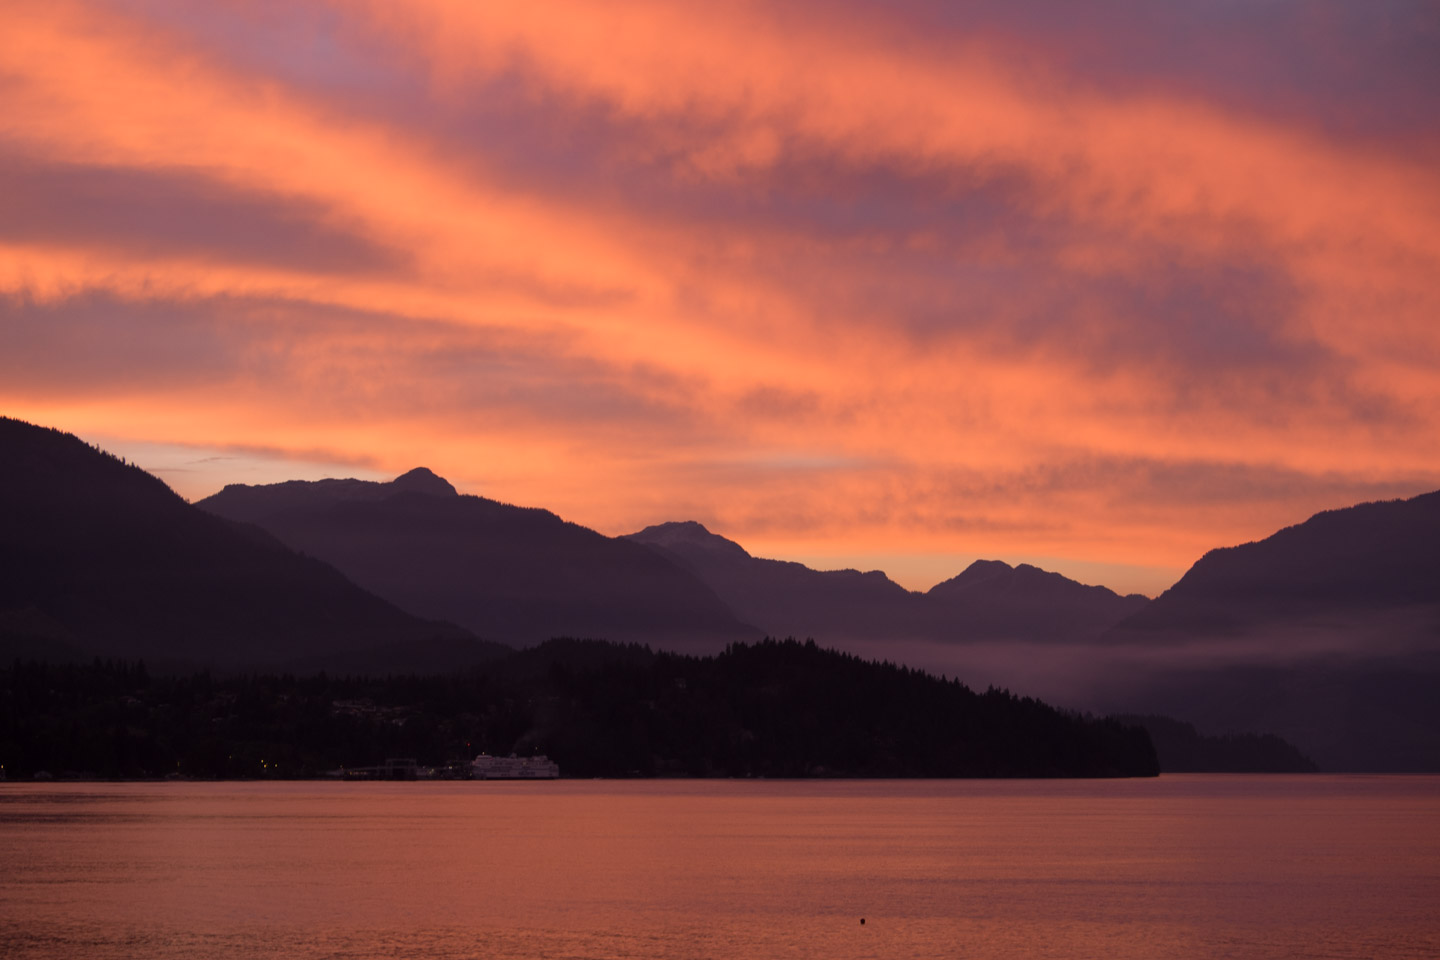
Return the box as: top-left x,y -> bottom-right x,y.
928,559 -> 1141,604
205,467 -> 462,523
198,486 -> 756,648
628,521 -> 754,562
391,467 -> 457,497
921,558 -> 1148,641
933,559 -> 1014,592
1110,486 -> 1440,638
0,417 -> 477,667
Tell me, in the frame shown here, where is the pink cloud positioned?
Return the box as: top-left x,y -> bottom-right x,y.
1,0 -> 1437,591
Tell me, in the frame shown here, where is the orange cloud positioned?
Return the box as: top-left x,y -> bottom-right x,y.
1,0 -> 1438,594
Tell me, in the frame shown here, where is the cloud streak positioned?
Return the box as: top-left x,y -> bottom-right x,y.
2,0 -> 1437,593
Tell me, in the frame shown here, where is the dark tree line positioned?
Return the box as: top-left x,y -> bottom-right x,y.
1,638 -> 1159,780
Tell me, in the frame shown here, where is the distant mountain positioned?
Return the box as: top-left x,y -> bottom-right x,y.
1107,490 -> 1440,645
1096,489 -> 1440,771
927,559 -> 1149,641
0,417 -> 493,669
625,521 -> 925,641
625,521 -> 1146,644
198,476 -> 757,650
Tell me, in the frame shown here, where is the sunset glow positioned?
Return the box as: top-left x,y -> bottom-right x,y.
4,0 -> 1438,594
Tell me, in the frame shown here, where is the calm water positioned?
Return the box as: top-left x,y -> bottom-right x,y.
1,776 -> 1437,959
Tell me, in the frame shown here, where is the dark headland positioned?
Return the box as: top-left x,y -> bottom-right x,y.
2,639 -> 1160,779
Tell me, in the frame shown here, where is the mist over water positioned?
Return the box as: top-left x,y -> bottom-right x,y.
834,624 -> 1440,773
3,778 -> 1437,959
828,604 -> 1440,704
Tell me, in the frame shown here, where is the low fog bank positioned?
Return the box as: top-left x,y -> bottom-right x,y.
813,617 -> 1440,772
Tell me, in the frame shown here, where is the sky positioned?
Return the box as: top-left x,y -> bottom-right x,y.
3,0 -> 1439,596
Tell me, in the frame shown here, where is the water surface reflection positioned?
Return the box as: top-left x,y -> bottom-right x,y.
1,776 -> 1436,959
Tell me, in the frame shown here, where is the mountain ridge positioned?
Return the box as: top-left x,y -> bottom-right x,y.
1106,488 -> 1440,642
1091,487 -> 1440,771
0,417 -> 494,669
626,520 -> 1147,644
198,476 -> 758,650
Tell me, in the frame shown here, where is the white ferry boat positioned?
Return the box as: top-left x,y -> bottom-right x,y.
470,753 -> 560,780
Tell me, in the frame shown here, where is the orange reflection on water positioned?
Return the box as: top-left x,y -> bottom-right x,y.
1,777 -> 1438,959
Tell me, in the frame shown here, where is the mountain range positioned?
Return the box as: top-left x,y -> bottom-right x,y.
3,415 -> 1437,769
626,521 -> 1147,644
197,472 -> 756,650
197,474 -> 1149,652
